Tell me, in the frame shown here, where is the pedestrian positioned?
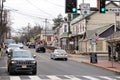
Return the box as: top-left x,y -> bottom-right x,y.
0,43 -> 1,51
108,45 -> 111,61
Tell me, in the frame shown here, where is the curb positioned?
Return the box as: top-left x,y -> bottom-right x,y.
81,61 -> 120,73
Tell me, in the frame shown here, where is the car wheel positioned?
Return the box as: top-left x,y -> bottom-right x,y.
36,49 -> 38,52
43,48 -> 46,52
64,58 -> 68,61
9,66 -> 14,75
32,69 -> 37,75
7,66 -> 9,72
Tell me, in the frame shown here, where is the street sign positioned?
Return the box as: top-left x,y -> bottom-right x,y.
108,8 -> 120,13
80,3 -> 90,15
108,0 -> 120,2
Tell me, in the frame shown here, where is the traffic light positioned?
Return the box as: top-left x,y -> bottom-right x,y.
65,0 -> 77,13
99,0 -> 106,13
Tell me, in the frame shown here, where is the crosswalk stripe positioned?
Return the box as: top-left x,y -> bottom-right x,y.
47,75 -> 61,80
99,76 -> 115,80
29,76 -> 42,80
10,76 -> 21,80
64,75 -> 82,80
83,76 -> 100,80
116,76 -> 120,79
7,75 -> 120,80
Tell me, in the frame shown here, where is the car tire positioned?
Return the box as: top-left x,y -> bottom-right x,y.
9,66 -> 14,75
35,49 -> 38,52
7,66 -> 9,72
50,56 -> 53,59
32,69 -> 37,75
64,58 -> 68,61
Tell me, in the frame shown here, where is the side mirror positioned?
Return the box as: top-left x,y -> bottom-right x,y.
8,55 -> 11,58
33,55 -> 36,58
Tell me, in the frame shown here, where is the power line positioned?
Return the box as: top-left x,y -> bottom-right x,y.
4,6 -> 53,21
25,0 -> 55,18
42,0 -> 64,7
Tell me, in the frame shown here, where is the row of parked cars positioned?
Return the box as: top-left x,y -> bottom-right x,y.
6,43 -> 37,75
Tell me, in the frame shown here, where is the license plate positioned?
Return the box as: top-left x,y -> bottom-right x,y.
22,65 -> 27,68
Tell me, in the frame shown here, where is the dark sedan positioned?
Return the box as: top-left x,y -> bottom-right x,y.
28,43 -> 35,48
35,44 -> 46,53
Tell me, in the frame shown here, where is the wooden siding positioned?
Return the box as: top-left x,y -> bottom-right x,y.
96,40 -> 103,51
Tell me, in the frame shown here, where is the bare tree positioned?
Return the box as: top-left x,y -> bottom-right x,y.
17,24 -> 43,43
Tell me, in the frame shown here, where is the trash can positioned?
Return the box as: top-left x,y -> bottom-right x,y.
90,53 -> 97,63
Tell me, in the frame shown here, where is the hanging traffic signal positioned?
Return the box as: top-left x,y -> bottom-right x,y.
99,0 -> 106,13
65,0 -> 77,13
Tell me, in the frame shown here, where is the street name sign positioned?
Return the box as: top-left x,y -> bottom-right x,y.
108,0 -> 120,2
108,8 -> 120,13
80,3 -> 90,15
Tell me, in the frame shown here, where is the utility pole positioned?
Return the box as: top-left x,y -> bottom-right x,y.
45,19 -> 47,42
27,23 -> 30,42
0,0 -> 4,42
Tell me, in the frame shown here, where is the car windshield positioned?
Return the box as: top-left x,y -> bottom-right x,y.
55,49 -> 66,54
9,47 -> 20,49
12,51 -> 33,58
8,44 -> 20,48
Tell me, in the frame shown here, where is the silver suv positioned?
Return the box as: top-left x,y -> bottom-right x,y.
7,49 -> 37,75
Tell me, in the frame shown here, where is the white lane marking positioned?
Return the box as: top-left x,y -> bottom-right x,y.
64,75 -> 82,80
10,76 -> 21,80
83,76 -> 100,80
47,75 -> 61,80
99,76 -> 115,80
29,76 -> 42,80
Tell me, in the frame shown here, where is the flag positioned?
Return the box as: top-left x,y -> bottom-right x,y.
95,33 -> 99,40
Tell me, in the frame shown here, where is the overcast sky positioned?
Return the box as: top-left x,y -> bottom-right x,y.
4,0 -> 97,31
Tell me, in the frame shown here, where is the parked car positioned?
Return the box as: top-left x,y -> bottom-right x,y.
4,39 -> 15,48
6,43 -> 21,54
17,43 -> 24,48
35,44 -> 46,53
50,49 -> 68,61
28,43 -> 35,48
7,49 -> 37,75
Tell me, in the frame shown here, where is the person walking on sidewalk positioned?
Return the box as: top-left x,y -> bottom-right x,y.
108,45 -> 112,61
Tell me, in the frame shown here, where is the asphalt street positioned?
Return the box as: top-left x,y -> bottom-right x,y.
0,47 -> 119,80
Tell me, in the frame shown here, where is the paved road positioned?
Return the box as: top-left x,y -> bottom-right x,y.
0,47 -> 119,80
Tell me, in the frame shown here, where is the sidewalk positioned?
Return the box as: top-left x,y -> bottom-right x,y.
68,54 -> 120,73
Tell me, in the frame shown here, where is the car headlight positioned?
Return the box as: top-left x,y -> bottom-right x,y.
31,61 -> 36,64
7,48 -> 12,52
11,61 -> 16,64
65,54 -> 68,56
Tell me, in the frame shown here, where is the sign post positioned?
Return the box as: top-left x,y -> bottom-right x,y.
108,7 -> 119,68
80,3 -> 90,15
